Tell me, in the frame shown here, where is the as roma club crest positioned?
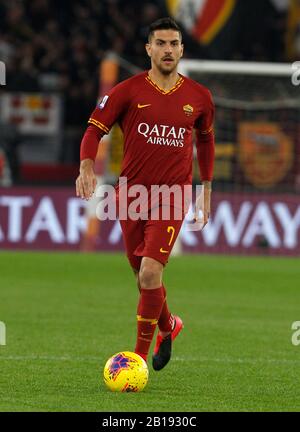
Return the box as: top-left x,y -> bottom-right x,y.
183,104 -> 194,116
238,122 -> 293,189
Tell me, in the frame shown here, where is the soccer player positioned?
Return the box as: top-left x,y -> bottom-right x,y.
76,17 -> 215,371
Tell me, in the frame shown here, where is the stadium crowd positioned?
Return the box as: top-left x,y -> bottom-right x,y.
0,0 -> 290,124
0,0 -> 294,180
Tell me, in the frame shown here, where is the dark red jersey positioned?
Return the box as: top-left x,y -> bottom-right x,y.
84,71 -> 215,189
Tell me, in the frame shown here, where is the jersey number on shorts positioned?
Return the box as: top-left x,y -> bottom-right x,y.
160,226 -> 175,254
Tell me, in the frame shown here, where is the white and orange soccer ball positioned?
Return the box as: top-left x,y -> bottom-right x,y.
103,351 -> 149,392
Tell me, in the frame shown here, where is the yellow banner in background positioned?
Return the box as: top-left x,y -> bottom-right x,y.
286,0 -> 300,59
108,125 -> 124,175
166,0 -> 180,16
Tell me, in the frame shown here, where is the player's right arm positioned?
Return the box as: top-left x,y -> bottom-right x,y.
76,81 -> 129,200
75,126 -> 100,200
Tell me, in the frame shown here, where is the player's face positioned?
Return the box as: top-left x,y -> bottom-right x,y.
146,30 -> 183,75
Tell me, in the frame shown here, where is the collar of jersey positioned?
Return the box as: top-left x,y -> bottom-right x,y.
145,72 -> 184,95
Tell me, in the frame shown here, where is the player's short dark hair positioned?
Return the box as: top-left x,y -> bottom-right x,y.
148,17 -> 182,42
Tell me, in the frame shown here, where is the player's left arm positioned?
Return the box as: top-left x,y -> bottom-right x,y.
194,89 -> 215,227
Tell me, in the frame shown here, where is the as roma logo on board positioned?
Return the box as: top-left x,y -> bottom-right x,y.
238,122 -> 293,189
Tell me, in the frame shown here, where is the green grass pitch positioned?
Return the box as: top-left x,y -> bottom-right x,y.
0,251 -> 299,412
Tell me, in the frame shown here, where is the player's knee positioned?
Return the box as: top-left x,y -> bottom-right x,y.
139,266 -> 160,289
139,257 -> 163,289
139,267 -> 158,289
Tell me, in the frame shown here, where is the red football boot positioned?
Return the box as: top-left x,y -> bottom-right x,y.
152,315 -> 183,371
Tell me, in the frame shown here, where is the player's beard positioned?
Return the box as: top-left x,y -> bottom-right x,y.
157,58 -> 179,76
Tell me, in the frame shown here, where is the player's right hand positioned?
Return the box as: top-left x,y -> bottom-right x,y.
76,159 -> 97,200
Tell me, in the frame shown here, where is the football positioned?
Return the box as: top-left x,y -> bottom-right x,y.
103,351 -> 149,392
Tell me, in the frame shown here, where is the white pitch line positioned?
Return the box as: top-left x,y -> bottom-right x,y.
0,355 -> 299,365
173,356 -> 300,365
0,355 -> 100,362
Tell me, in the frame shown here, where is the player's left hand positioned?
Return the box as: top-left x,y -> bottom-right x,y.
202,182 -> 211,228
194,181 -> 211,229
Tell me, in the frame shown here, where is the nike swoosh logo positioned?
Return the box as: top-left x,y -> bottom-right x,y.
138,104 -> 151,109
160,248 -> 169,254
141,332 -> 152,336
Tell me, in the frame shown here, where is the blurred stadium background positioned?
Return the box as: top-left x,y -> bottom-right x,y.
1,0 -> 300,412
0,0 -> 300,255
0,0 -> 299,256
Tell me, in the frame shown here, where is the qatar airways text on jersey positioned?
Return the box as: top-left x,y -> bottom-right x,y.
137,123 -> 186,147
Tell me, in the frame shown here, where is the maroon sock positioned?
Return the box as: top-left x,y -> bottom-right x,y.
157,284 -> 173,333
135,287 -> 165,361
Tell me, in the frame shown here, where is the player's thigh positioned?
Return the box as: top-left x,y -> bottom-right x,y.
119,218 -> 145,270
142,217 -> 184,265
